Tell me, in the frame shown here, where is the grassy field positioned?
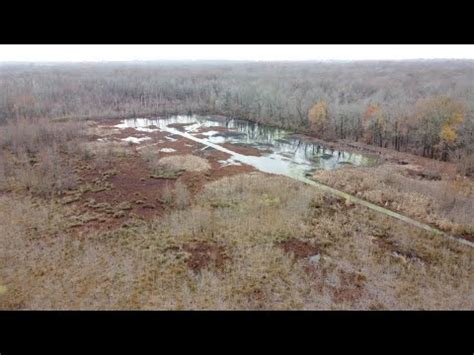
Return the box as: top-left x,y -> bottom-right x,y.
0,118 -> 472,309
314,164 -> 474,239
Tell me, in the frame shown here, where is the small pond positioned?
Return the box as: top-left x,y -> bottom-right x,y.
114,115 -> 375,180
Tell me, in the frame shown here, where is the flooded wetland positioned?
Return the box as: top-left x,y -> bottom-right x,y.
1,113 -> 472,310
114,115 -> 375,179
1,57 -> 473,312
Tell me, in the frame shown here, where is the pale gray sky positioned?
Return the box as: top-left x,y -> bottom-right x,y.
1,45 -> 473,62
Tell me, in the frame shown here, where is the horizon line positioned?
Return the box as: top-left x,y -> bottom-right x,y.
1,58 -> 473,64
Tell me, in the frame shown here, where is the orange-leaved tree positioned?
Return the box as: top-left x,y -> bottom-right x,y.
308,100 -> 329,135
414,96 -> 465,160
362,104 -> 386,147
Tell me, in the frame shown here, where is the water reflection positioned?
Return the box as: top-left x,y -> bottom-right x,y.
115,115 -> 373,176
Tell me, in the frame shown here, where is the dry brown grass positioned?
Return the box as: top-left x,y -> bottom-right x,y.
0,195 -> 147,309
158,154 -> 210,172
1,172 -> 471,310
156,180 -> 191,210
314,164 -> 474,236
140,150 -> 211,179
139,145 -> 161,173
0,118 -> 471,309
173,181 -> 191,209
456,152 -> 474,176
0,117 -> 86,155
14,147 -> 77,197
0,116 -> 474,310
0,118 -> 86,197
80,140 -> 132,171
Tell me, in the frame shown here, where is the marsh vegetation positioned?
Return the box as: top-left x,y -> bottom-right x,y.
0,60 -> 473,310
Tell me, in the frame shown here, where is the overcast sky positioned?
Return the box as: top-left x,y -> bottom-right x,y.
1,45 -> 473,62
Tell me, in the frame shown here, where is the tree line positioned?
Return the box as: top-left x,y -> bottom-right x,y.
0,60 -> 473,172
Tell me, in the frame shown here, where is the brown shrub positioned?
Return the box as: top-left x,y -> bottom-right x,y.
158,180 -> 191,209
0,118 -> 83,197
0,117 -> 86,154
456,152 -> 474,176
160,181 -> 175,205
174,181 -> 191,210
314,164 -> 474,233
13,146 -> 77,197
139,146 -> 161,172
0,173 -> 472,310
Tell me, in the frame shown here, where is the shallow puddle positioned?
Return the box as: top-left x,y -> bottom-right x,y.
121,136 -> 151,144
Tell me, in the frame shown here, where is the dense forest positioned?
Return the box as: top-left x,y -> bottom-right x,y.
1,60 -> 473,171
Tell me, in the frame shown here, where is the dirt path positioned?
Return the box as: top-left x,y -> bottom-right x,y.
159,125 -> 474,248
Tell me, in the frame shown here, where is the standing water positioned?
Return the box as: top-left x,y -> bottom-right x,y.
113,115 -> 474,247
115,115 -> 375,180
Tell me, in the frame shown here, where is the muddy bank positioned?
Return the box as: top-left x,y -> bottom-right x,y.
63,121 -> 257,234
